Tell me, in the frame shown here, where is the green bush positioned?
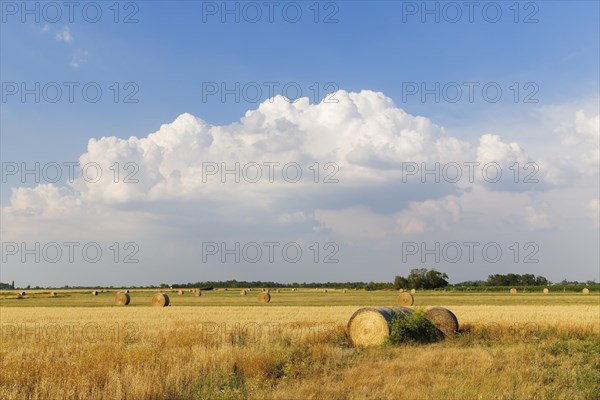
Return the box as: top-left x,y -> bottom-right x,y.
388,309 -> 443,345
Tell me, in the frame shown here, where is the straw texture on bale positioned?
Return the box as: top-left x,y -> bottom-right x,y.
425,307 -> 459,336
152,293 -> 170,307
583,288 -> 590,294
258,292 -> 271,303
510,288 -> 517,294
543,288 -> 549,294
397,292 -> 414,306
347,306 -> 413,346
115,292 -> 130,306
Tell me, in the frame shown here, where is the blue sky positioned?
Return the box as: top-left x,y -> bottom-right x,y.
1,1 -> 599,286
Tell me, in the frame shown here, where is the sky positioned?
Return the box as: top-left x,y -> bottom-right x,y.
1,1 -> 599,287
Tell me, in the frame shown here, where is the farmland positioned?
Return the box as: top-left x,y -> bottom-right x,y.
1,289 -> 598,399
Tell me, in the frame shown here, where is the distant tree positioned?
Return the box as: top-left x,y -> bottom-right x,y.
394,275 -> 408,290
406,268 -> 449,289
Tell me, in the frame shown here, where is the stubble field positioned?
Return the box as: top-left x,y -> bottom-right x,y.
1,289 -> 598,399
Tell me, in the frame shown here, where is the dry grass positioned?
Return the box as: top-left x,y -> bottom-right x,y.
1,298 -> 598,399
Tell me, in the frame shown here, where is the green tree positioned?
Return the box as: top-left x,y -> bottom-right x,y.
394,275 -> 408,290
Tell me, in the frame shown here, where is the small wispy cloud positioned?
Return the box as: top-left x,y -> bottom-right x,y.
71,50 -> 89,68
55,26 -> 73,43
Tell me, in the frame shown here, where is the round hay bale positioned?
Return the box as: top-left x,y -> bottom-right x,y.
115,292 -> 130,306
178,290 -> 184,295
543,288 -> 549,294
18,291 -> 26,296
425,307 -> 459,336
347,306 -> 413,347
510,288 -> 517,294
152,293 -> 170,307
50,291 -> 57,296
323,289 -> 328,293
583,288 -> 590,294
188,289 -> 193,293
343,289 -> 348,293
240,289 -> 247,296
92,291 -> 98,296
399,289 -> 404,293
410,289 -> 416,294
292,288 -> 297,292
397,292 -> 414,306
195,290 -> 202,297
258,292 -> 271,303
277,289 -> 281,293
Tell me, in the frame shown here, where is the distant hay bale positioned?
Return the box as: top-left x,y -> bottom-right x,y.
124,289 -> 130,294
399,289 -> 404,293
583,288 -> 590,294
178,290 -> 184,295
50,291 -> 57,296
543,288 -> 549,294
195,290 -> 202,297
19,291 -> 26,296
510,288 -> 517,294
397,292 -> 414,306
425,307 -> 459,336
410,289 -> 416,294
188,289 -> 193,293
240,289 -> 247,296
277,289 -> 281,293
152,293 -> 170,307
92,291 -> 98,296
258,292 -> 271,303
343,289 -> 348,293
115,292 -> 130,306
323,289 -> 328,293
347,306 -> 413,347
292,288 -> 297,292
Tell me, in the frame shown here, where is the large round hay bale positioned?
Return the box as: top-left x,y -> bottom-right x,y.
152,293 -> 170,307
410,289 -> 416,294
397,292 -> 414,306
510,288 -> 517,294
258,292 -> 271,303
195,290 -> 202,297
240,289 -> 247,296
543,288 -> 549,294
425,307 -> 459,336
347,306 -> 413,347
582,288 -> 590,294
92,291 -> 98,296
115,292 -> 130,306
